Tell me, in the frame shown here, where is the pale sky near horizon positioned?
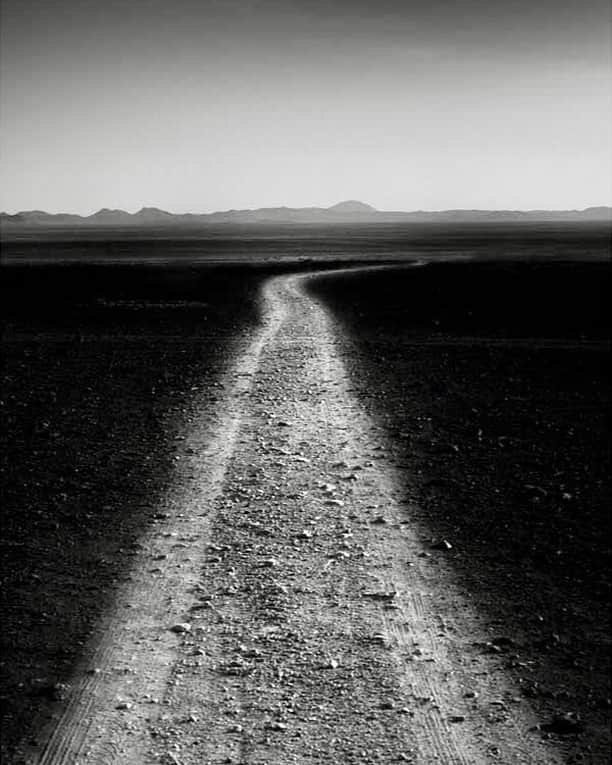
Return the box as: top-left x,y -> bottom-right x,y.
1,0 -> 611,214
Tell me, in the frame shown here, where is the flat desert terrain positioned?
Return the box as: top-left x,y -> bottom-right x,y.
1,226 -> 609,764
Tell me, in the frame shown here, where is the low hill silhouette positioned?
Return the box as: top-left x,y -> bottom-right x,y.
1,201 -> 610,227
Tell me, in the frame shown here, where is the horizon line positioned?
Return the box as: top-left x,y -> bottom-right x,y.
2,201 -> 612,217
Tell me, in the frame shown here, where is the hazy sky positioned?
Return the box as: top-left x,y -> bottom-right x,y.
1,0 -> 611,213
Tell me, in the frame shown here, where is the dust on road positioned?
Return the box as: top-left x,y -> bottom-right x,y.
22,271 -> 564,765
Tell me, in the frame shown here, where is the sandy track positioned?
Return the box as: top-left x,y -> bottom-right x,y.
20,270 -> 563,764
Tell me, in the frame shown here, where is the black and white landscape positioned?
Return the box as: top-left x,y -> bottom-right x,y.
1,1 -> 610,764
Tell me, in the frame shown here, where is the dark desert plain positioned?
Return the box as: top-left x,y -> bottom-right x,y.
1,220 -> 611,764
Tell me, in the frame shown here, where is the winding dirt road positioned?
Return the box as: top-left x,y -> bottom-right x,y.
21,271 -> 564,764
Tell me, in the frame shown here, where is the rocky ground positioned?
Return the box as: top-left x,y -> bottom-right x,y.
308,260 -> 611,763
0,264 -> 265,760
1,259 -> 609,764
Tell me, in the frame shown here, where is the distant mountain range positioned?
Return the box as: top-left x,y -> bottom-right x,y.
1,200 -> 611,227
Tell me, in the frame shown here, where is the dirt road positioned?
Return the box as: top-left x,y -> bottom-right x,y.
21,270 -> 564,764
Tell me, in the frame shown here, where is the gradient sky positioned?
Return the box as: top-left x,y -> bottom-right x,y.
1,0 -> 611,213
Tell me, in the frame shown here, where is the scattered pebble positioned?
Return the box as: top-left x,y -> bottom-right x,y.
170,622 -> 192,634
540,713 -> 584,735
430,539 -> 452,551
265,721 -> 287,731
323,658 -> 339,669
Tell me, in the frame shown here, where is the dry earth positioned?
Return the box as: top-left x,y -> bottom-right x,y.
14,270 -> 583,764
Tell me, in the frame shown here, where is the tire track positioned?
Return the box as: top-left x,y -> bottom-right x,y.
19,268 -> 565,764
19,283 -> 286,765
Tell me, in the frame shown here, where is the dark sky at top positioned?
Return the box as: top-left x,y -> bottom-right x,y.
1,0 -> 610,212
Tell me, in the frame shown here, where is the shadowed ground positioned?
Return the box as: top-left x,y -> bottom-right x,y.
308,259 -> 611,762
11,268 -> 573,765
1,256 -> 609,764
0,264 -> 266,756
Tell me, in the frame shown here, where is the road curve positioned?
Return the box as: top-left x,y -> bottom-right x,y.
21,269 -> 562,765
